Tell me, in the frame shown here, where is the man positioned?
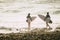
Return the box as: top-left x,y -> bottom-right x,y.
26,13 -> 32,30
44,12 -> 52,28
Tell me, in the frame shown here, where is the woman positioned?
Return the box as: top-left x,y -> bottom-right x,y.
26,13 -> 32,30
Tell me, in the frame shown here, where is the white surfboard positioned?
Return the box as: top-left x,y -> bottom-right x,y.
26,16 -> 36,22
38,14 -> 45,21
31,17 -> 36,21
38,14 -> 52,23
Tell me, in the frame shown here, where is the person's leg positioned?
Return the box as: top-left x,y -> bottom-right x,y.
46,22 -> 50,28
46,22 -> 48,28
46,22 -> 49,28
28,22 -> 30,31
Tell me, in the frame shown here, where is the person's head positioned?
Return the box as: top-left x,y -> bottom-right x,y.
47,12 -> 49,15
28,13 -> 30,16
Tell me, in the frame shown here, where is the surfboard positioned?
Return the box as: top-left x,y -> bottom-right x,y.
31,17 -> 36,21
26,16 -> 36,22
38,14 -> 52,23
38,14 -> 45,21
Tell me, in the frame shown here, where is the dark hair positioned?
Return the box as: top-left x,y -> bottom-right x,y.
47,12 -> 49,14
28,13 -> 30,15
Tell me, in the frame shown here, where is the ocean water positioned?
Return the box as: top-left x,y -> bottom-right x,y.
0,2 -> 60,33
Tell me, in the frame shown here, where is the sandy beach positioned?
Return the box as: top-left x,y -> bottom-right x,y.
0,28 -> 60,40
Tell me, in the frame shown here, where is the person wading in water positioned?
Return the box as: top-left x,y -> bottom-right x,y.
26,13 -> 32,31
44,12 -> 52,29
